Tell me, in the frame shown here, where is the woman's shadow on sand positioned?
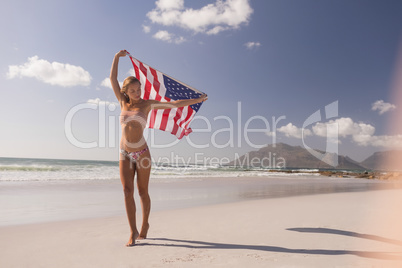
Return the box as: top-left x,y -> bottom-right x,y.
136,227 -> 402,260
287,227 -> 402,246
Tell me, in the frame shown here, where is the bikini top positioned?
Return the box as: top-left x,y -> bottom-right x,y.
120,110 -> 148,127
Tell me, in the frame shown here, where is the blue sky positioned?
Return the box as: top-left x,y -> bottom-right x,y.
1,0 -> 402,163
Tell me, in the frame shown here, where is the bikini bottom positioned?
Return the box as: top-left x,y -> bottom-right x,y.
120,147 -> 149,163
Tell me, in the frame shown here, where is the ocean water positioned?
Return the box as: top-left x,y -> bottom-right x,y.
0,157 -> 321,182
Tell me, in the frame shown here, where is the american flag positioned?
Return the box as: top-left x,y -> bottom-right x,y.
126,51 -> 204,139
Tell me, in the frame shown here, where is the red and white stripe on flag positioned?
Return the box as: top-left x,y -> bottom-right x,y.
126,52 -> 204,139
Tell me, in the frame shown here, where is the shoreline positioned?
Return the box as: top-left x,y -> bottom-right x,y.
1,188 -> 402,267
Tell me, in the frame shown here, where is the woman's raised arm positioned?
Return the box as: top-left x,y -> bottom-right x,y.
147,94 -> 208,110
110,50 -> 127,102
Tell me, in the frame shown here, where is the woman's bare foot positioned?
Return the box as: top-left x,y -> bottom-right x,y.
138,223 -> 150,240
126,231 -> 139,247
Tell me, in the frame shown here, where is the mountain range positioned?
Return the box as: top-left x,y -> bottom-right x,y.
230,143 -> 401,171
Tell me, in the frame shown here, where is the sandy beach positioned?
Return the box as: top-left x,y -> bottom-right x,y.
1,177 -> 402,268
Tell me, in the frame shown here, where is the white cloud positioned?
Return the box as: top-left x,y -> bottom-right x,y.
244,41 -> 261,50
7,56 -> 92,87
174,36 -> 186,44
153,30 -> 173,41
155,0 -> 184,11
311,117 -> 402,148
142,25 -> 151,33
206,26 -> 228,35
127,69 -> 135,76
100,78 -> 123,89
147,0 -> 253,34
369,135 -> 402,147
271,117 -> 402,148
371,100 -> 396,115
87,98 -> 119,107
312,117 -> 375,145
153,30 -> 186,44
277,123 -> 312,139
312,117 -> 375,138
101,78 -> 112,89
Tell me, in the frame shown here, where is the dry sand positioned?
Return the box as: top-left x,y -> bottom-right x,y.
1,188 -> 402,267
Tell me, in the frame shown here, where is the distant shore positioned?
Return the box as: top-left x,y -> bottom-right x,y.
319,170 -> 402,180
260,168 -> 402,180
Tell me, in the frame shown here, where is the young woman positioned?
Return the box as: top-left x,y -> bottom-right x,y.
110,50 -> 207,246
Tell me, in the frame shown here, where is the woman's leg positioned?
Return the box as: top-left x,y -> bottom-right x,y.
119,156 -> 139,246
136,149 -> 152,239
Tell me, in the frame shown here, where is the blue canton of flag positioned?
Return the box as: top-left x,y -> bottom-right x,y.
163,76 -> 202,112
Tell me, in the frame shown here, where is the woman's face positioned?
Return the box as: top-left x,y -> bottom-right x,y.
126,82 -> 141,101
